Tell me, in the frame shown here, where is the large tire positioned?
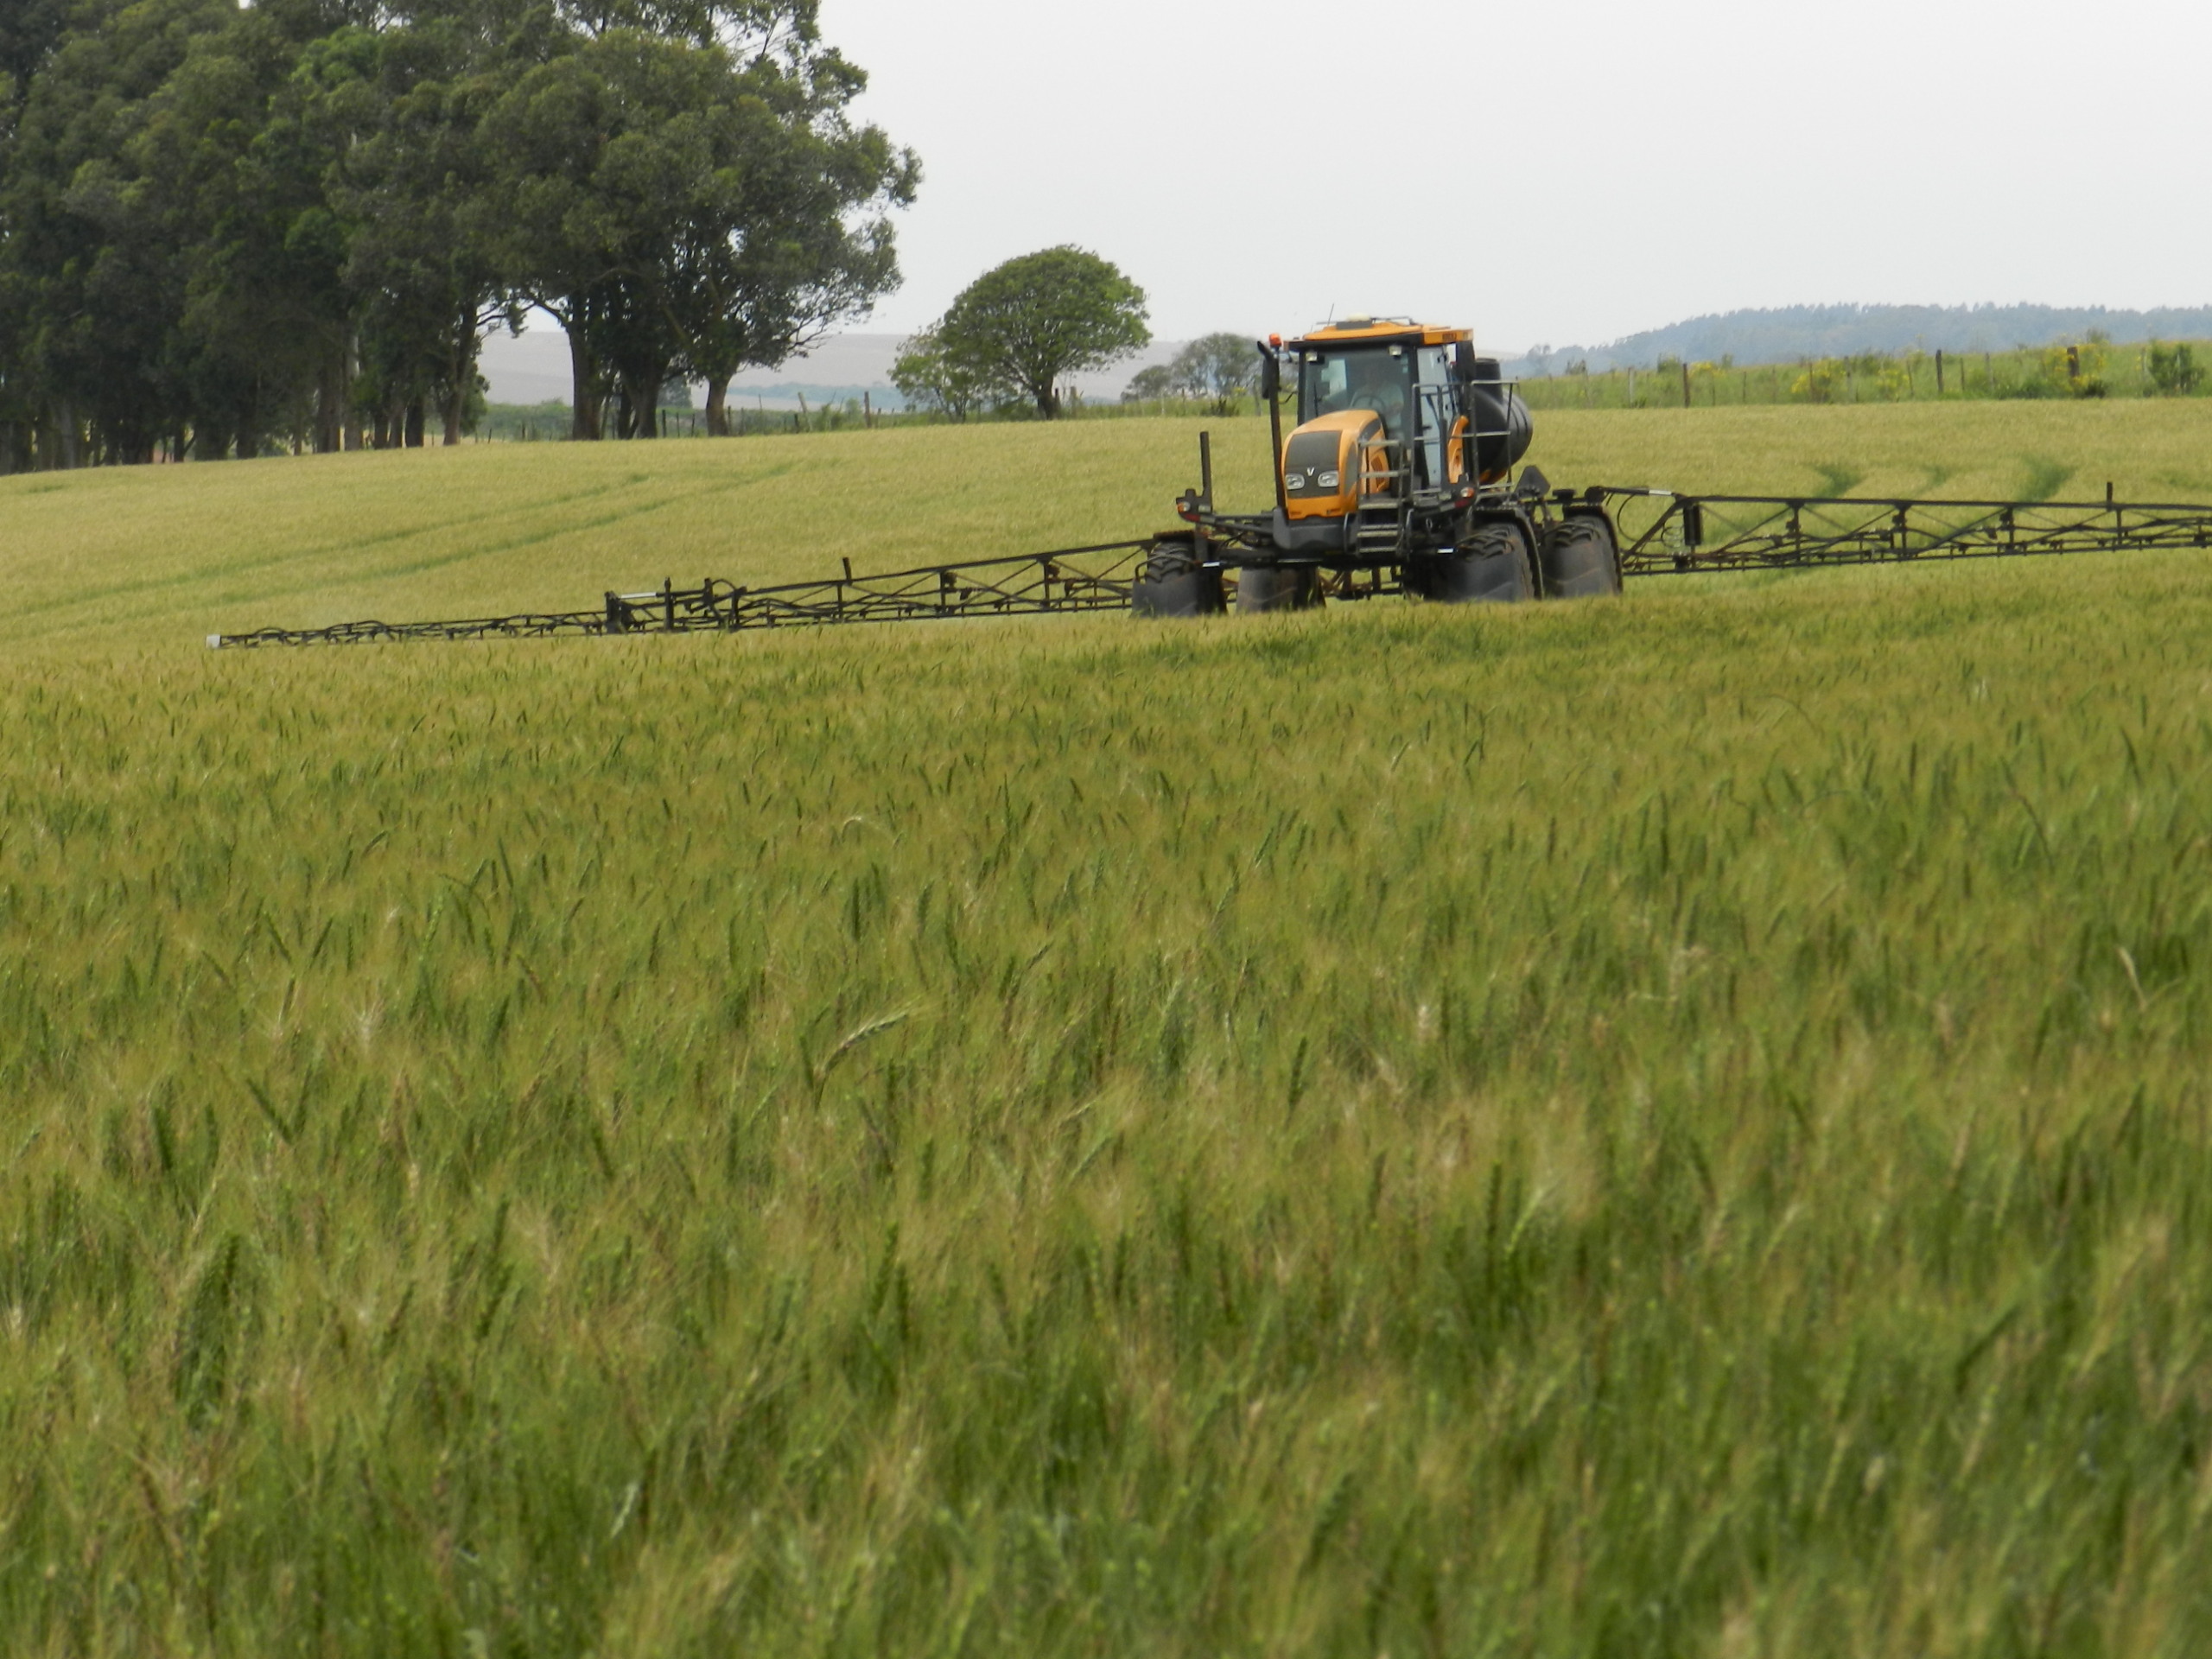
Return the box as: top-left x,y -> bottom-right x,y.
1412,522 -> 1537,603
1235,565 -> 1323,614
1131,546 -> 1225,617
1540,516 -> 1623,598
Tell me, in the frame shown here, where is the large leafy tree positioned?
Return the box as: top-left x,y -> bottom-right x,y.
481,6 -> 912,440
663,17 -> 914,436
931,246 -> 1148,419
308,18 -> 524,447
478,32 -> 729,439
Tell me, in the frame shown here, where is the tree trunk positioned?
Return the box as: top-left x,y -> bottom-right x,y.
404,399 -> 425,448
611,360 -> 669,439
569,326 -> 601,440
703,375 -> 730,436
443,308 -> 473,445
341,330 -> 362,452
1034,383 -> 1058,420
315,340 -> 344,454
55,401 -> 79,468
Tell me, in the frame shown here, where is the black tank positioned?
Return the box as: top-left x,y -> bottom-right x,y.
1469,357 -> 1533,477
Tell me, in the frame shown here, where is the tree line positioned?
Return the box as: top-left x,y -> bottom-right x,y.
0,0 -> 917,471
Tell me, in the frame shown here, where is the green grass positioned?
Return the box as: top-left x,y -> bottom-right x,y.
9,405 -> 2212,1654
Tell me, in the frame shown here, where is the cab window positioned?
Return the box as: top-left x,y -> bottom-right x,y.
1298,347 -> 1411,435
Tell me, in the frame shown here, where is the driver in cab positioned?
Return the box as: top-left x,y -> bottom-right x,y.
1320,354 -> 1408,436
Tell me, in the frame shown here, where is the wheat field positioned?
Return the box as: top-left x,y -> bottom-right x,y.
6,403 -> 2212,1654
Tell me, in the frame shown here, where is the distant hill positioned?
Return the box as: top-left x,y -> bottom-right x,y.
1504,304 -> 2212,377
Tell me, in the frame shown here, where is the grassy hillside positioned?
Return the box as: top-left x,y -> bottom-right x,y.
8,407 -> 2212,1654
3,398 -> 2210,651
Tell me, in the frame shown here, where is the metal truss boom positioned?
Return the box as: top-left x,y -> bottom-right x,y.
209,541 -> 1150,648
1597,488 -> 2212,575
205,490 -> 2212,649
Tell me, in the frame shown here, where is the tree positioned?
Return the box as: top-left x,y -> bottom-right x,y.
1121,363 -> 1171,404
890,322 -> 996,419
481,12 -> 912,440
2147,341 -> 2202,397
1166,331 -> 1255,411
310,15 -> 524,448
660,6 -> 916,437
477,34 -> 702,438
931,245 -> 1146,419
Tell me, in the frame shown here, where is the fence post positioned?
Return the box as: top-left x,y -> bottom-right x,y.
1936,350 -> 1945,395
1681,361 -> 1691,408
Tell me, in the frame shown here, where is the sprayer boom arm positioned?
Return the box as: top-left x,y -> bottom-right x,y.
206,488 -> 2212,648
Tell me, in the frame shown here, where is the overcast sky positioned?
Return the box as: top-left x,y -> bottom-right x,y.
817,0 -> 2212,353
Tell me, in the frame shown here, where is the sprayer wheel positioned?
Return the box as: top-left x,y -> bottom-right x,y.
1415,523 -> 1537,603
1234,565 -> 1324,614
1131,546 -> 1225,617
1540,516 -> 1624,598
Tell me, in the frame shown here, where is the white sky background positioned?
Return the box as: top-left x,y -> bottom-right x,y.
817,0 -> 2212,353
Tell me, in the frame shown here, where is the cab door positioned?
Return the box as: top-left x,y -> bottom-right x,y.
1413,346 -> 1454,493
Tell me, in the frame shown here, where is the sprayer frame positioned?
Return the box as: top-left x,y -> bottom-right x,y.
1172,334 -> 1536,568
